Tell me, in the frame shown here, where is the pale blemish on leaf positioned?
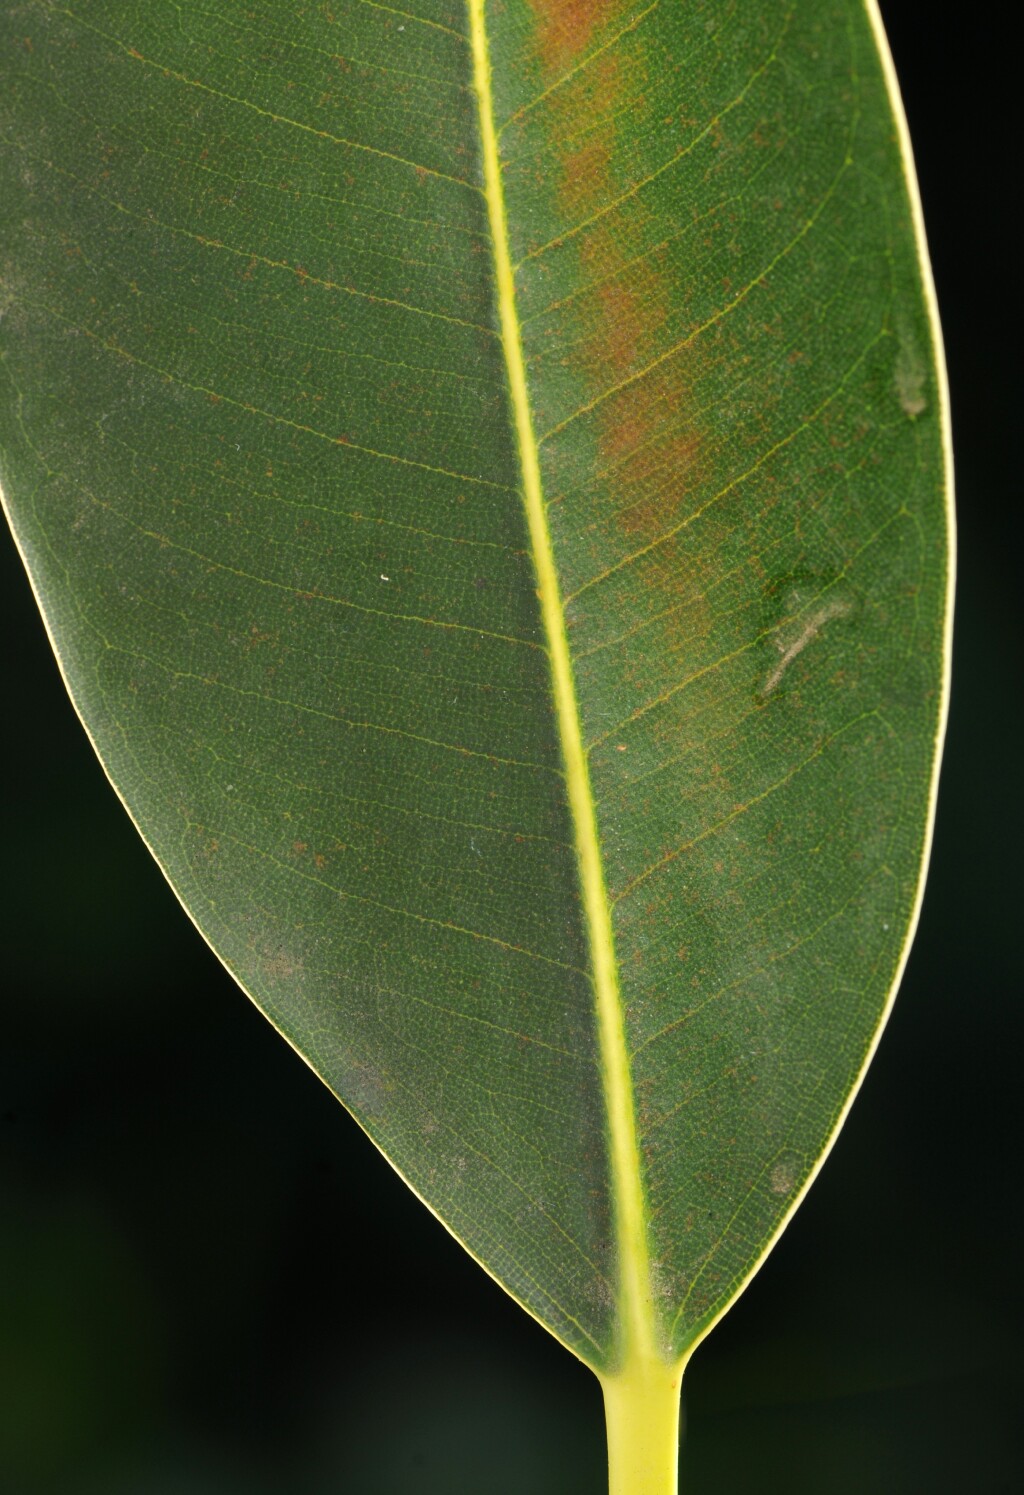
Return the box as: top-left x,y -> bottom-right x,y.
769,1156 -> 799,1195
761,596 -> 851,696
263,946 -> 303,984
895,323 -> 928,417
347,1061 -> 389,1118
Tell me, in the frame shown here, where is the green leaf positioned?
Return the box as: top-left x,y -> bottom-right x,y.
0,0 -> 950,1483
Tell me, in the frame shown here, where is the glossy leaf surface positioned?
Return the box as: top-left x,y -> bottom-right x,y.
0,0 -> 949,1377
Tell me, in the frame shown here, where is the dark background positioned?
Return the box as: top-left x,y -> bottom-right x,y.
2,7 -> 1019,1492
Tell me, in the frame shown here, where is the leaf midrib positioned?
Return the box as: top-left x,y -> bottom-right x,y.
468,0 -> 658,1371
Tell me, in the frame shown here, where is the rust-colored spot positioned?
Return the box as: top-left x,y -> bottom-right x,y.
541,31 -> 709,557
594,280 -> 643,376
525,0 -> 717,697
544,50 -> 621,218
559,134 -> 614,216
525,0 -> 619,75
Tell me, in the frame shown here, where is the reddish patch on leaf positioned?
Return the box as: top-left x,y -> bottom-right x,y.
593,280 -> 644,376
526,9 -> 716,683
559,134 -> 614,217
549,56 -> 708,556
525,0 -> 618,75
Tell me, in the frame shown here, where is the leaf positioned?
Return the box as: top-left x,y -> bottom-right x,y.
0,0 -> 950,1482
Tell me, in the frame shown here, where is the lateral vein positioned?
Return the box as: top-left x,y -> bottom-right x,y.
469,0 -> 658,1368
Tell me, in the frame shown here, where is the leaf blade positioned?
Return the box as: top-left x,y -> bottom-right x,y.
0,0 -> 950,1380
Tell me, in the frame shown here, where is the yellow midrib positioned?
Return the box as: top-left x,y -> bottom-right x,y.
468,0 -> 658,1369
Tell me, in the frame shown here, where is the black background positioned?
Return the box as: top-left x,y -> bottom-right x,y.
2,6 -> 1020,1492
